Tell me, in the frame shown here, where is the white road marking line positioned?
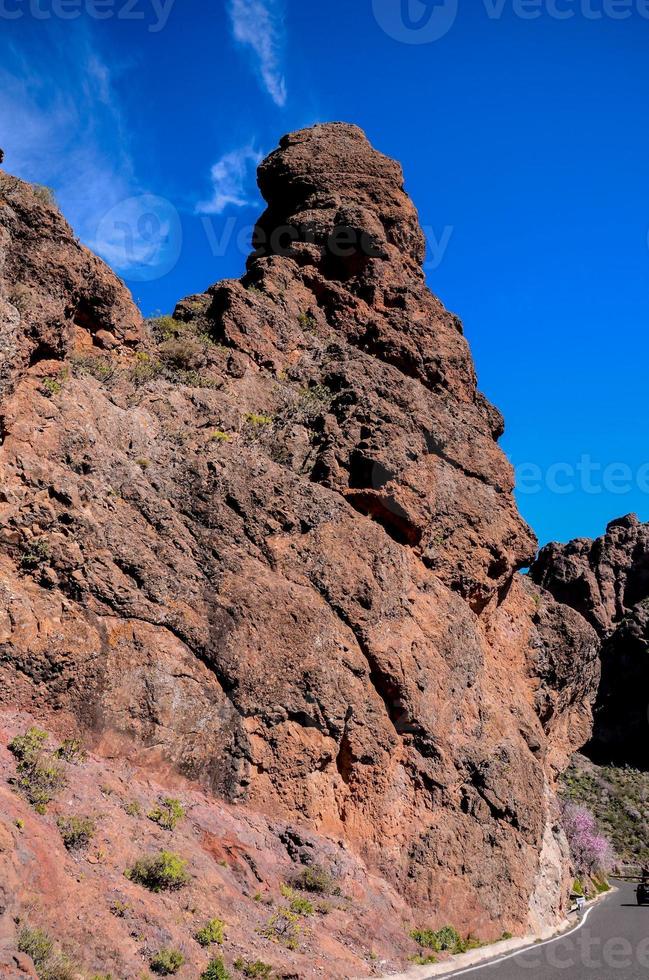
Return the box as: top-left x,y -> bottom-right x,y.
430,906 -> 595,979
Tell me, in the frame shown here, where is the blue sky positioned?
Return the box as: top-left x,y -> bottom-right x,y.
1,0 -> 648,548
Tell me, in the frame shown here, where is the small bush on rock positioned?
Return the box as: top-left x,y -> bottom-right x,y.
18,926 -> 53,968
57,815 -> 96,851
200,958 -> 231,980
234,959 -> 273,978
14,754 -> 66,809
261,907 -> 301,950
291,864 -> 340,896
150,949 -> 185,975
56,738 -> 86,764
9,728 -> 48,763
410,925 -> 465,954
125,850 -> 189,891
147,797 -> 185,831
194,918 -> 225,947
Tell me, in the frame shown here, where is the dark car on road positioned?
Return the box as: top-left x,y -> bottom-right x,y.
636,882 -> 649,905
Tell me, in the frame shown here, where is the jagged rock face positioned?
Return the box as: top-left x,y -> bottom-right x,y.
0,173 -> 143,400
531,514 -> 649,767
0,125 -> 599,942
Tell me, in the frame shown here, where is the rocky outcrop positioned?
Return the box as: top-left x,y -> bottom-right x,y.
0,173 -> 142,401
531,514 -> 649,767
0,125 -> 600,973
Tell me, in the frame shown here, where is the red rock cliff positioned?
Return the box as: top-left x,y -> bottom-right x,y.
0,125 -> 600,963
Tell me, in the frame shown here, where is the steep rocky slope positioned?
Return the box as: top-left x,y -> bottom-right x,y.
531,514 -> 649,768
0,124 -> 600,977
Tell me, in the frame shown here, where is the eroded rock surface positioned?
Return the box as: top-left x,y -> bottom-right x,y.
531,514 -> 649,767
0,124 -> 600,974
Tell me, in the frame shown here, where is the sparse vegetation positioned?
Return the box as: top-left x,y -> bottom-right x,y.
234,960 -> 273,978
200,958 -> 231,980
291,864 -> 340,896
109,900 -> 130,917
125,850 -> 189,892
261,907 -> 301,950
297,311 -> 316,331
124,801 -> 141,817
410,925 -> 468,955
279,884 -> 314,916
20,538 -> 51,570
17,926 -> 77,979
9,729 -> 66,810
194,918 -> 226,947
150,949 -> 185,976
56,815 -> 96,851
409,954 -> 438,965
130,352 -> 164,385
18,926 -> 54,968
147,797 -> 185,831
9,727 -> 48,763
40,376 -> 63,398
211,430 -> 232,442
244,412 -> 274,427
32,183 -> 57,206
56,738 -> 85,764
71,355 -> 116,383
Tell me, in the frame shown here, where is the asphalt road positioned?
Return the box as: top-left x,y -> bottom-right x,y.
440,882 -> 649,979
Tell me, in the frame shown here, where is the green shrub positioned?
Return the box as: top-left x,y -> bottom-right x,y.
56,815 -> 96,851
148,315 -> 181,342
200,958 -> 231,980
55,738 -> 85,764
125,850 -> 189,891
410,925 -> 465,954
261,907 -> 301,950
297,312 -> 316,330
244,413 -> 273,427
109,900 -> 130,917
9,728 -> 48,763
158,336 -> 205,371
14,755 -> 66,808
147,797 -> 185,831
194,918 -> 225,947
572,878 -> 584,896
124,801 -> 141,817
233,960 -> 273,978
279,884 -> 314,916
211,430 -> 232,443
130,352 -> 164,385
291,865 -> 339,896
18,926 -> 53,968
409,954 -> 438,965
20,538 -> 51,570
150,949 -> 185,975
40,377 -> 63,398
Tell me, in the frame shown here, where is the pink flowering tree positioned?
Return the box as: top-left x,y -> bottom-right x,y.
562,803 -> 612,876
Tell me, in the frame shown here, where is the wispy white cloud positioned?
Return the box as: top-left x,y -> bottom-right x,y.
228,0 -> 287,107
196,144 -> 263,215
0,32 -> 178,281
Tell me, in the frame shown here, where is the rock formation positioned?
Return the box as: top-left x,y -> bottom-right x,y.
531,514 -> 649,768
0,124 -> 601,976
